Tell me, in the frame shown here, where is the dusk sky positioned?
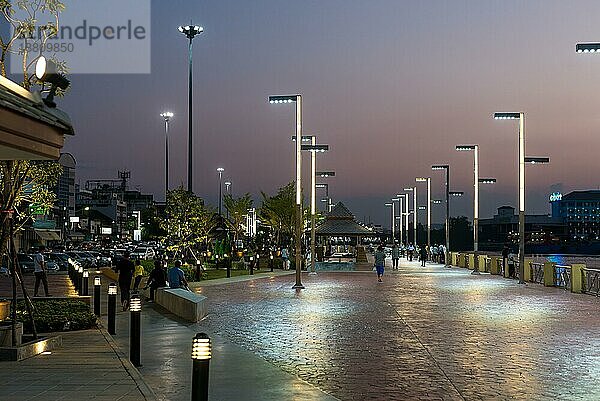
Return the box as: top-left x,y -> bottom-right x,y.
37,1 -> 600,227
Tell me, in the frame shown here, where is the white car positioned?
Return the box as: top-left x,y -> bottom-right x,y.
132,247 -> 155,260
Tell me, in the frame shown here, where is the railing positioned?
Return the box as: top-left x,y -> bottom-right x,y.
583,268 -> 600,296
530,262 -> 544,284
554,265 -> 571,290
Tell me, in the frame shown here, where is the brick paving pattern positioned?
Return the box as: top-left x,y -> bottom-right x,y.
196,261 -> 600,401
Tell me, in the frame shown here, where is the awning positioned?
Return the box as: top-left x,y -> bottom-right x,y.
34,229 -> 62,241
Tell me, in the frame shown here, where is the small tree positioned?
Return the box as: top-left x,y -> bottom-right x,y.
259,182 -> 295,247
160,187 -> 216,259
223,193 -> 253,247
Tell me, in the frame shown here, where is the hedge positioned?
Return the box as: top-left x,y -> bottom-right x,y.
16,299 -> 97,333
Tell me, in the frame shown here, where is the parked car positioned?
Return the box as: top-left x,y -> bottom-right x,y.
48,252 -> 70,271
131,247 -> 155,260
17,253 -> 35,273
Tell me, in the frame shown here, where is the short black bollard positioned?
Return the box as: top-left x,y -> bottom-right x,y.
191,333 -> 211,401
77,266 -> 83,295
269,254 -> 274,272
249,256 -> 254,275
226,257 -> 231,278
129,296 -> 142,367
93,276 -> 101,316
108,283 -> 117,335
195,259 -> 202,281
82,270 -> 89,296
256,254 -> 260,270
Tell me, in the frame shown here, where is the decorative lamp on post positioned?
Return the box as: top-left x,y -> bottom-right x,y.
178,23 -> 204,193
415,177 -> 431,250
129,297 -> 142,367
269,94 -> 304,289
494,112 -> 549,283
93,276 -> 101,316
108,283 -> 117,335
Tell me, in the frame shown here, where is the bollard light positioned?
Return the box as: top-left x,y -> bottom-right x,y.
82,270 -> 89,296
93,276 -> 101,316
107,283 -> 117,335
270,254 -> 274,272
249,256 -> 254,275
195,259 -> 202,281
191,333 -> 211,401
129,296 -> 142,367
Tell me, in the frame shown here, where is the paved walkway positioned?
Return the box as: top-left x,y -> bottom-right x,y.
191,258 -> 600,401
0,328 -> 154,401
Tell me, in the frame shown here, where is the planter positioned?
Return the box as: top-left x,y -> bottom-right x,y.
0,321 -> 23,347
0,334 -> 62,361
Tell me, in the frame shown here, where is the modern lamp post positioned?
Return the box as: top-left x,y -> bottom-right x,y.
431,165 -> 464,267
216,167 -> 224,216
404,187 -> 417,246
415,178 -> 431,249
456,145 -> 496,273
160,112 -> 173,202
269,94 -> 304,289
316,183 -> 329,212
301,140 -> 329,275
394,195 -> 404,245
178,23 -> 203,193
224,181 -> 231,219
317,172 -> 335,212
385,202 -> 395,242
494,112 -> 549,284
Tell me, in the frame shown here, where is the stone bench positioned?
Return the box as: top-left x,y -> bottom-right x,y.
155,288 -> 207,322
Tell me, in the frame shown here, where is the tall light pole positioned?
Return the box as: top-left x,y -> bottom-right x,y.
269,94 -> 304,289
416,177 -> 431,249
301,140 -> 329,275
178,23 -> 203,193
316,183 -> 329,212
456,145 -> 496,273
494,112 -> 549,283
385,202 -> 394,242
216,168 -> 224,216
160,112 -> 173,202
317,172 -> 335,212
394,195 -> 404,245
224,181 -> 231,219
404,187 -> 417,245
403,193 -> 409,245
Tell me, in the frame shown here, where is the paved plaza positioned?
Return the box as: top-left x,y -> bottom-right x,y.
3,260 -> 600,400
190,259 -> 600,401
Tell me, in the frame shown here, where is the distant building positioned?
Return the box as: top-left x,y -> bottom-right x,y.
551,190 -> 600,241
478,206 -> 566,249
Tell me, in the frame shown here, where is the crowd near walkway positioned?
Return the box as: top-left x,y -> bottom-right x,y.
3,258 -> 600,400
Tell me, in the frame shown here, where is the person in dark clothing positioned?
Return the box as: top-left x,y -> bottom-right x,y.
115,251 -> 134,310
419,246 -> 427,267
501,245 -> 509,276
145,260 -> 167,301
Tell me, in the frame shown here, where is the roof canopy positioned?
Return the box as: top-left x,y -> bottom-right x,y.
315,202 -> 372,236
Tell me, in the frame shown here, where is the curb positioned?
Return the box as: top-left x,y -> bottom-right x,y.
97,324 -> 158,401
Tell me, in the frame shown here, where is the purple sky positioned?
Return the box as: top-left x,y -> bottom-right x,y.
54,0 -> 600,227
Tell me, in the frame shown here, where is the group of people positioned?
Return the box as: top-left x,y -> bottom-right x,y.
115,251 -> 189,311
373,242 -> 449,282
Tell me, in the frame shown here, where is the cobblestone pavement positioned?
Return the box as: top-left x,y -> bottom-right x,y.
195,260 -> 600,401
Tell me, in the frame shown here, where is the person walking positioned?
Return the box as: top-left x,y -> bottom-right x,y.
374,245 -> 386,282
391,243 -> 400,270
419,245 -> 427,267
168,260 -> 189,289
33,246 -> 50,297
281,246 -> 289,270
115,251 -> 134,310
145,259 -> 167,301
407,243 -> 415,262
502,245 -> 510,276
507,250 -> 516,279
132,259 -> 144,292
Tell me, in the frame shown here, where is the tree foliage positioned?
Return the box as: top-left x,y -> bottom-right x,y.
223,193 -> 253,246
259,182 -> 295,246
160,187 -> 216,257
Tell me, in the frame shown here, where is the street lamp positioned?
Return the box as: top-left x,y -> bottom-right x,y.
216,167 -> 224,216
494,112 -> 549,283
415,177 -> 431,249
395,195 -> 405,245
224,181 -> 232,219
269,94 -> 304,289
385,202 -> 394,243
404,187 -> 417,246
456,145 -> 496,273
178,23 -> 204,193
576,43 -> 600,53
160,111 -> 173,202
301,139 -> 330,275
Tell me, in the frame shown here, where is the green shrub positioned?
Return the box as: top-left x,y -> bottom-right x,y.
232,261 -> 246,270
16,299 -> 97,333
